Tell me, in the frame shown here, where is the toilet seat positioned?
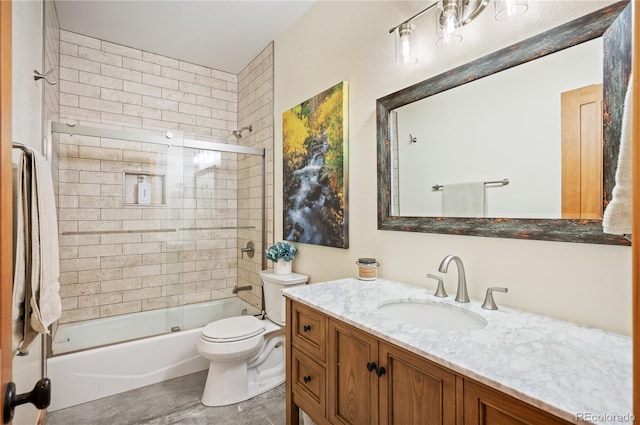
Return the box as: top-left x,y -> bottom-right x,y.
201,315 -> 266,343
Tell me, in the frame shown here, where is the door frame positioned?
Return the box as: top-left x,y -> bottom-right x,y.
0,0 -> 14,421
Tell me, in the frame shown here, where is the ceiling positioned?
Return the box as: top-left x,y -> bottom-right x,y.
54,0 -> 315,74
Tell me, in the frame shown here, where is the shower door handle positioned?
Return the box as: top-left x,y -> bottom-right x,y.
3,378 -> 51,424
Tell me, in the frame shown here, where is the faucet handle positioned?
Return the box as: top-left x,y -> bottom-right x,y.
482,287 -> 508,310
427,274 -> 448,298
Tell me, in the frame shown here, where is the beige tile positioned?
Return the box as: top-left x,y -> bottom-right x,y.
60,54 -> 101,74
162,88 -> 196,104
59,281 -> 101,298
79,170 -> 120,185
101,254 -> 142,269
142,96 -> 178,112
124,264 -> 162,278
179,61 -> 211,77
101,233 -> 142,244
100,301 -> 141,317
78,267 -> 123,283
79,96 -> 123,114
79,71 -> 123,91
78,292 -> 123,308
101,64 -> 142,83
58,208 -> 99,221
100,88 -> 142,105
142,51 -> 179,68
123,80 -> 162,98
161,67 -> 195,84
59,307 -> 100,324
122,287 -> 162,302
78,244 -> 123,259
181,291 -> 211,305
60,257 -> 101,272
123,242 -> 162,255
123,57 -> 161,75
100,277 -> 142,292
78,195 -> 122,208
100,208 -> 142,220
77,220 -> 122,232
123,104 -> 162,120
143,73 -> 179,90
178,81 -> 211,97
79,146 -> 123,161
102,41 -> 142,60
60,80 -> 101,98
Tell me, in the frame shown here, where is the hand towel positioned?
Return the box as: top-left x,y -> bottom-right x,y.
442,182 -> 485,218
603,77 -> 632,235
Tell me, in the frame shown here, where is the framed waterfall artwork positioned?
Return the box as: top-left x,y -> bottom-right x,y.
282,81 -> 349,248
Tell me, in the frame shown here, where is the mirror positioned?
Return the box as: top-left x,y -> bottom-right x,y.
377,1 -> 631,245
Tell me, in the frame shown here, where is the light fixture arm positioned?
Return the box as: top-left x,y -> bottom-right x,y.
389,1 -> 439,34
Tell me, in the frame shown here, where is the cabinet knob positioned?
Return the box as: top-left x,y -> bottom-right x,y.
303,324 -> 311,332
375,366 -> 386,377
366,362 -> 377,372
303,375 -> 312,383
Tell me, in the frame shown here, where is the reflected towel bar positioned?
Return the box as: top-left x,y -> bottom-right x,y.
432,179 -> 509,191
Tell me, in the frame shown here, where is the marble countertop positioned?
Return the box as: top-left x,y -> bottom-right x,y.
283,278 -> 632,425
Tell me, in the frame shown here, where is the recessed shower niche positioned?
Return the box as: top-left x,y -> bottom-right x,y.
123,172 -> 167,206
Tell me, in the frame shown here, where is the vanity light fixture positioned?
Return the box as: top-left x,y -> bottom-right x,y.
390,0 -> 527,65
395,22 -> 418,66
495,0 -> 528,21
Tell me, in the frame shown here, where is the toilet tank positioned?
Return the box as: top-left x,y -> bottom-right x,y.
260,271 -> 309,326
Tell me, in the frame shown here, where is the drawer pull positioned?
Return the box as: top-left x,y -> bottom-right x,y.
303,325 -> 311,332
366,362 -> 377,372
376,366 -> 387,377
303,375 -> 312,383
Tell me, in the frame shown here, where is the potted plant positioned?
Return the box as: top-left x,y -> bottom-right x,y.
265,241 -> 297,275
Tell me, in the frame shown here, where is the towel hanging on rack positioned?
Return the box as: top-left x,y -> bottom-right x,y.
12,145 -> 62,354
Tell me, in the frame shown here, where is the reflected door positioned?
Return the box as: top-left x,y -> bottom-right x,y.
561,84 -> 604,219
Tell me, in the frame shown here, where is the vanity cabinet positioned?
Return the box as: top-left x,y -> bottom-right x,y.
287,299 -> 456,425
463,379 -> 571,425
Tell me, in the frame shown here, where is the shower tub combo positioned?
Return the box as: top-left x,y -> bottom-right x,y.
48,297 -> 261,411
48,123 -> 267,411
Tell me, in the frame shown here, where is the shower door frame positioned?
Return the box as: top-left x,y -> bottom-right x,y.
51,122 -> 267,271
49,122 -> 267,352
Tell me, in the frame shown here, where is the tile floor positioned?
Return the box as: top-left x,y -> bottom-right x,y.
46,371 -> 287,425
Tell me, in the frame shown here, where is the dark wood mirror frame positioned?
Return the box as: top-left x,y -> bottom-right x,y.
377,1 -> 631,245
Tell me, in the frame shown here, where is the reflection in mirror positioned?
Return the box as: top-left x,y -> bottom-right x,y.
377,1 -> 631,245
392,39 -> 602,219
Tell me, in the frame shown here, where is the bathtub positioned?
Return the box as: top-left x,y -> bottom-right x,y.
47,297 -> 260,411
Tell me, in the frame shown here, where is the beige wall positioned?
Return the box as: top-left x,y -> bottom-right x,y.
274,0 -> 631,335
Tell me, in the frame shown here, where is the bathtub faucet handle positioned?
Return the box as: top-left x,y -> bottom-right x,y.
241,241 -> 255,259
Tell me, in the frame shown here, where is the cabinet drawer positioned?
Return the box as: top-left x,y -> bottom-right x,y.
291,302 -> 327,362
292,347 -> 326,418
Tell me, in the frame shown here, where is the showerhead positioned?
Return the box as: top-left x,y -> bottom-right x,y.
231,125 -> 253,139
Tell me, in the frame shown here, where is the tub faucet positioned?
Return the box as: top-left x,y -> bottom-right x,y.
438,255 -> 469,303
232,285 -> 252,294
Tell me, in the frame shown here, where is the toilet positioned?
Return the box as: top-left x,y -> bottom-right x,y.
197,270 -> 309,406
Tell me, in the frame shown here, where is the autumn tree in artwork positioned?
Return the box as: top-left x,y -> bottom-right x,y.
282,83 -> 348,248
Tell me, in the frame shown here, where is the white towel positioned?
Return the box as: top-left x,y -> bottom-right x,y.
603,77 -> 632,236
12,148 -> 62,354
442,182 -> 485,218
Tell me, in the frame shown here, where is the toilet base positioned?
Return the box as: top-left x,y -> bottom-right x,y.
201,335 -> 285,406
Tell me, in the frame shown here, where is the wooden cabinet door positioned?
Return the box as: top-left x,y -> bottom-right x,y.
328,319 -> 379,425
463,379 -> 572,425
379,342 -> 457,425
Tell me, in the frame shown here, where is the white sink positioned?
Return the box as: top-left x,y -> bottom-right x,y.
376,300 -> 488,331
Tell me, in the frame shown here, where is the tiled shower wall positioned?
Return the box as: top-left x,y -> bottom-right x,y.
54,30 -> 271,323
236,43 -> 275,308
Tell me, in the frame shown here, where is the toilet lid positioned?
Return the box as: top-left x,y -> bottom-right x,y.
201,315 -> 266,342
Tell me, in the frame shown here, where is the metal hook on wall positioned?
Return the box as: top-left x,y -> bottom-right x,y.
33,68 -> 57,85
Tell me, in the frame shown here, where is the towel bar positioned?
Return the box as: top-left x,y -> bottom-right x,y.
432,178 -> 509,191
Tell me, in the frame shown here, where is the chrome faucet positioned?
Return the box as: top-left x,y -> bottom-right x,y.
437,255 -> 469,303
